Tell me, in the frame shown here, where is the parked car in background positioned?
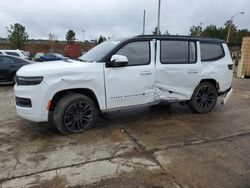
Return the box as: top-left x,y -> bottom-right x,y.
34,53 -> 44,62
37,53 -> 66,62
0,50 -> 30,59
0,55 -> 32,84
14,35 -> 233,134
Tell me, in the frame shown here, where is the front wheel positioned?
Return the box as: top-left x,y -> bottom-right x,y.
53,94 -> 98,134
189,82 -> 217,114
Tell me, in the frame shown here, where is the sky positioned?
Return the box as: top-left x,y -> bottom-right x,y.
0,0 -> 249,41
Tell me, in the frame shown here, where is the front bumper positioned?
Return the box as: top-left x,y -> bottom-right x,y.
16,107 -> 48,122
14,81 -> 49,122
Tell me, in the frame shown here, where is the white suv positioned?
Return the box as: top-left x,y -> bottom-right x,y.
14,35 -> 233,134
0,50 -> 29,59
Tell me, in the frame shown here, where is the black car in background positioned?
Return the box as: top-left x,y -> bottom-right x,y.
36,53 -> 66,62
0,55 -> 31,84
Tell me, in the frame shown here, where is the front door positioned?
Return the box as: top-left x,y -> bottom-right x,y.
105,40 -> 155,109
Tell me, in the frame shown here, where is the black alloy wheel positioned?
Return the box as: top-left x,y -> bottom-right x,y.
189,82 -> 217,113
64,101 -> 94,133
53,94 -> 98,134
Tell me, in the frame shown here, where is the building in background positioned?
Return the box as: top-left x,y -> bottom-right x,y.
236,37 -> 250,78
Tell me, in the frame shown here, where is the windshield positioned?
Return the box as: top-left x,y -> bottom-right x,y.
78,40 -> 120,62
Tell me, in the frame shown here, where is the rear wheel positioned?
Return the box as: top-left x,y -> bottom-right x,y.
53,94 -> 98,134
189,82 -> 217,113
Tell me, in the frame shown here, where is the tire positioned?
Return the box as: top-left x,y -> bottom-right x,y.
52,94 -> 98,134
189,82 -> 217,114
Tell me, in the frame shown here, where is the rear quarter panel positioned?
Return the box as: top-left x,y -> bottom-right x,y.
200,43 -> 233,92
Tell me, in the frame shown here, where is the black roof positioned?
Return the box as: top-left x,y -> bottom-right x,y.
134,35 -> 225,43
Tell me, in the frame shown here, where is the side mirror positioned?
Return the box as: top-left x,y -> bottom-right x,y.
106,55 -> 128,67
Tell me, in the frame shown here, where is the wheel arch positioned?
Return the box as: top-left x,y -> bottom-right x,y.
49,88 -> 100,112
200,78 -> 220,92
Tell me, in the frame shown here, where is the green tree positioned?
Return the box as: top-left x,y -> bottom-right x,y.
65,30 -> 76,44
152,27 -> 161,35
201,25 -> 223,38
8,23 -> 28,49
189,25 -> 203,37
97,35 -> 107,44
236,29 -> 250,44
189,21 -> 250,45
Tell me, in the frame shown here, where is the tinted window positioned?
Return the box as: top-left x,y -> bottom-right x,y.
0,52 -> 2,54
5,52 -> 20,57
160,40 -> 196,64
200,42 -> 224,61
13,57 -> 28,64
116,41 -> 150,66
0,57 -> 10,64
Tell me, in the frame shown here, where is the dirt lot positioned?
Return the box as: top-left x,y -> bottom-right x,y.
0,79 -> 250,188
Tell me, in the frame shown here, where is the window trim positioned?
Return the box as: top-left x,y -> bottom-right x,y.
5,52 -> 20,57
160,39 -> 197,64
200,42 -> 225,62
111,41 -> 151,67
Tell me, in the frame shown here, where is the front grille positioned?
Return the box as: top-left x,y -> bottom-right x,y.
15,97 -> 32,108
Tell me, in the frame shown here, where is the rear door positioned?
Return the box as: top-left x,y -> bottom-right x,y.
155,39 -> 201,101
104,40 -> 155,109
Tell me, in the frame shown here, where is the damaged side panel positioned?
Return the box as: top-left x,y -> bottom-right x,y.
154,40 -> 202,101
46,63 -> 106,111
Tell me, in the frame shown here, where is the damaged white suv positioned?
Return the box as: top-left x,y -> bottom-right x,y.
14,35 -> 233,134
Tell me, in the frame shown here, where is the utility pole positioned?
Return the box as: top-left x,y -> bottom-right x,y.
82,30 -> 85,43
5,26 -> 9,40
199,22 -> 203,36
157,0 -> 161,35
143,10 -> 146,35
226,12 -> 244,43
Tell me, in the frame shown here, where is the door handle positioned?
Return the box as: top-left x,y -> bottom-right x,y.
140,71 -> 152,76
187,70 -> 198,74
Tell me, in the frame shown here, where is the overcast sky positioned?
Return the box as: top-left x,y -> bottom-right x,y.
0,0 -> 249,41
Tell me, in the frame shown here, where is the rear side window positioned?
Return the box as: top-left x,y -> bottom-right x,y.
5,52 -> 20,57
160,40 -> 196,64
0,57 -> 10,64
200,42 -> 224,61
13,57 -> 27,64
116,41 -> 150,66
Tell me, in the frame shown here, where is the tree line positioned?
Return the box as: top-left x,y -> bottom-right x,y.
189,21 -> 250,45
4,22 -> 250,49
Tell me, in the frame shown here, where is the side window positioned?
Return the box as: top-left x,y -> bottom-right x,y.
200,42 -> 224,61
13,57 -> 26,64
0,57 -> 10,64
160,40 -> 196,64
116,41 -> 150,66
5,52 -> 20,57
0,52 -> 2,54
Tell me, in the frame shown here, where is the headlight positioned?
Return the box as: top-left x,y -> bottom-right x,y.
16,76 -> 44,86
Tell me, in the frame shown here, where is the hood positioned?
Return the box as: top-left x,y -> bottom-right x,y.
17,60 -> 100,77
